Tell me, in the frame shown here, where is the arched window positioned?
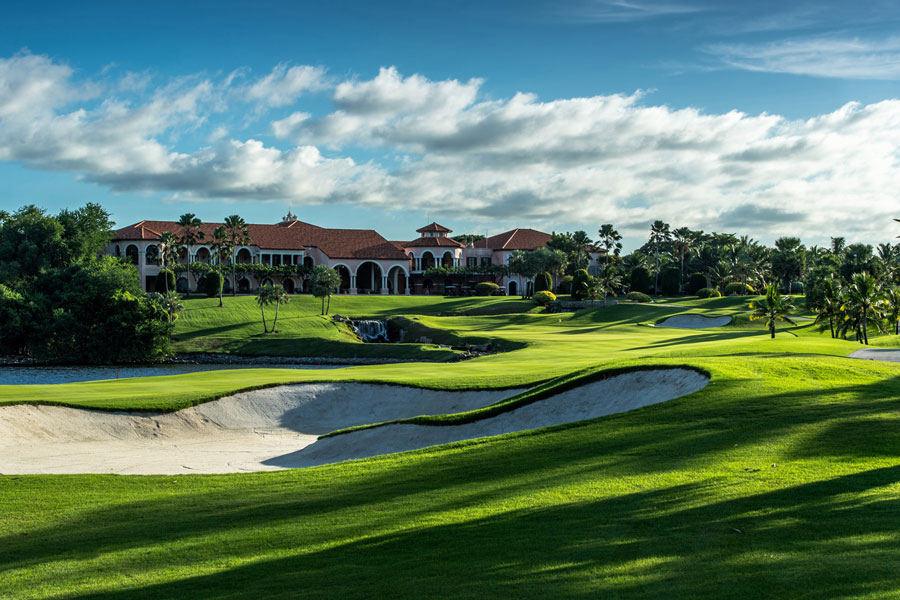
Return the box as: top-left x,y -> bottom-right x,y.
125,245 -> 139,266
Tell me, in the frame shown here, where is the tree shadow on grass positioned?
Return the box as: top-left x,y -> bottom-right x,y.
49,466 -> 900,600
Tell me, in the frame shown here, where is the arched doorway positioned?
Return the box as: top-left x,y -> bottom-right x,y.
238,278 -> 251,293
195,247 -> 211,264
303,256 -> 314,268
334,265 -> 351,292
423,278 -> 434,294
508,280 -> 518,297
283,278 -> 295,294
223,278 -> 232,294
421,251 -> 435,270
177,277 -> 189,293
356,262 -> 383,293
236,248 -> 252,263
125,244 -> 139,265
145,245 -> 159,266
261,278 -> 274,287
387,266 -> 407,295
441,251 -> 454,267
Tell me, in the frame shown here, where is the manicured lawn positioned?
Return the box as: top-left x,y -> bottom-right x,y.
3,295 -> 900,598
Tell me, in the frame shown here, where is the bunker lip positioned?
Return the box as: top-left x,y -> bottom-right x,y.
267,368 -> 709,469
0,383 -> 521,475
849,348 -> 900,362
656,315 -> 732,329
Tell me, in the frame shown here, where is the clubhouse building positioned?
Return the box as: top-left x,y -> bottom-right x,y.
108,213 -> 600,296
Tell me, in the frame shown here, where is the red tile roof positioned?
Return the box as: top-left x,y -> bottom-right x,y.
474,228 -> 551,251
113,220 -> 408,260
416,222 -> 452,233
403,237 -> 465,248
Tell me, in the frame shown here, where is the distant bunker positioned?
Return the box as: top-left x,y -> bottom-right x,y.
657,315 -> 732,329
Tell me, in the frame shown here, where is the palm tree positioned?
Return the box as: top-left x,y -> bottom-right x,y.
597,224 -> 622,267
883,287 -> 900,335
649,220 -> 672,294
841,272 -> 886,345
209,226 -> 233,308
671,227 -> 695,291
750,284 -> 797,339
160,291 -> 184,325
177,213 -> 205,296
256,284 -> 273,333
269,284 -> 290,332
830,236 -> 846,256
223,215 -> 251,296
813,276 -> 842,339
158,232 -> 179,294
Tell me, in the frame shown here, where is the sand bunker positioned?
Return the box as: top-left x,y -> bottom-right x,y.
265,369 -> 709,469
0,383 -> 519,475
849,348 -> 900,362
657,315 -> 732,329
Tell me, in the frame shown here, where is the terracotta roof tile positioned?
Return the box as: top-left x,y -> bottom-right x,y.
403,237 -> 465,248
416,222 -> 452,233
474,228 -> 551,251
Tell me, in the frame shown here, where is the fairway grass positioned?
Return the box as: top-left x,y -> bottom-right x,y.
3,296 -> 900,598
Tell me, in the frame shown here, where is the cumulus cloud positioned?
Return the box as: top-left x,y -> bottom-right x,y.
706,36 -> 900,80
243,63 -> 328,108
1,52 -> 900,246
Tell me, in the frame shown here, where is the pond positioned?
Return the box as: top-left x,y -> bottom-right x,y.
0,363 -> 341,385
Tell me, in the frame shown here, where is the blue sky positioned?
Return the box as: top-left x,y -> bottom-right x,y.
1,0 -> 899,249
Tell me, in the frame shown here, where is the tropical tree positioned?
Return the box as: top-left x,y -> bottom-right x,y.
670,227 -> 696,290
649,220 -> 672,294
812,276 -> 842,339
883,286 -> 900,335
750,283 -> 797,339
256,284 -> 274,333
223,214 -> 251,296
209,226 -> 233,308
597,224 -> 622,267
830,236 -> 846,256
159,291 -> 184,325
269,284 -> 290,333
311,265 -> 342,315
177,213 -> 205,295
771,237 -> 805,293
840,272 -> 886,345
157,232 -> 179,294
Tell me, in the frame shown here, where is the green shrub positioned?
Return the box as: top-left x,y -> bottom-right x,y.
534,271 -> 553,293
626,291 -> 651,303
790,281 -> 804,294
687,272 -> 707,295
533,290 -> 556,306
156,269 -> 176,293
557,275 -> 573,294
725,282 -> 755,296
660,267 -> 681,296
630,266 -> 651,294
475,282 -> 499,296
571,269 -> 591,301
697,287 -> 721,298
203,271 -> 224,298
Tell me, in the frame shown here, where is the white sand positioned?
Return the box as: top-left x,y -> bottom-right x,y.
267,369 -> 709,469
849,348 -> 900,362
657,314 -> 732,329
1,370 -> 708,474
0,383 -> 518,475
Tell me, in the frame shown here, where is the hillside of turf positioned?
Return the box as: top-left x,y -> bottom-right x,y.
3,296 -> 900,597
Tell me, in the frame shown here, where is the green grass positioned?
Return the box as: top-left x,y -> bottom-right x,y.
3,295 -> 900,598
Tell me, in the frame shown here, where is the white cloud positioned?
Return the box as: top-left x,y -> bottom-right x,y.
243,63 -> 328,108
1,53 -> 900,246
707,36 -> 900,80
553,0 -> 702,23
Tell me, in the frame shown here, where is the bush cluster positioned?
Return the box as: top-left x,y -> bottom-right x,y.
724,282 -> 755,296
557,275 -> 573,294
629,267 -> 651,294
533,290 -> 556,306
475,282 -> 500,296
697,287 -> 722,298
687,273 -> 707,295
203,271 -> 224,298
534,271 -> 553,293
659,267 -> 681,296
625,291 -> 651,303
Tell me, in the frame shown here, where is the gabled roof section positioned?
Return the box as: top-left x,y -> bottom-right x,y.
474,228 -> 551,251
403,237 -> 465,248
416,222 -> 452,234
112,220 -> 408,260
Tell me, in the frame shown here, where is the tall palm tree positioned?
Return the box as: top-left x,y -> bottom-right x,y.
813,276 -> 842,339
883,287 -> 900,335
841,272 -> 886,345
177,213 -> 204,295
830,236 -> 846,256
269,284 -> 290,333
256,284 -> 273,333
750,283 -> 797,339
649,220 -> 672,295
209,226 -> 233,308
597,224 -> 622,267
158,232 -> 178,294
671,227 -> 695,291
223,214 -> 251,296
